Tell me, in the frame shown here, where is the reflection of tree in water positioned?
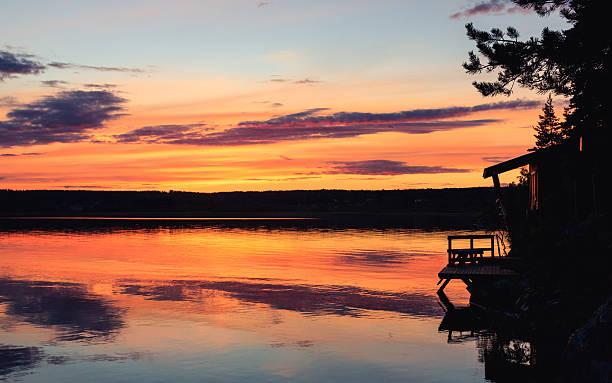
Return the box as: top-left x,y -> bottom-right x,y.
476,333 -> 535,382
438,305 -> 558,383
0,278 -> 124,342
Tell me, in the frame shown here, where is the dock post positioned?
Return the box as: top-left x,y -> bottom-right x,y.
437,278 -> 451,294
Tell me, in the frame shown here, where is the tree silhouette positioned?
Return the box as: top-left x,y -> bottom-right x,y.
531,94 -> 563,150
463,0 -> 611,138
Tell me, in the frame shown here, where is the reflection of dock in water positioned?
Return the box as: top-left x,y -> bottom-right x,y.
437,234 -> 520,293
437,301 -> 536,382
438,302 -> 538,382
435,235 -> 541,382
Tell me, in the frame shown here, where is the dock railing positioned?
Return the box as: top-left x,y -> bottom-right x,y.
447,234 -> 498,265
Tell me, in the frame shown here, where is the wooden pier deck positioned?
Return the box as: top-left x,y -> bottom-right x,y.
438,263 -> 519,279
437,234 -> 520,293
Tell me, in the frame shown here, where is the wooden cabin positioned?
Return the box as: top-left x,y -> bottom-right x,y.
482,137 -> 603,229
436,134 -> 608,293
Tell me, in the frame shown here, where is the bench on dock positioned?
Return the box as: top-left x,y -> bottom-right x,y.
437,234 -> 514,294
447,234 -> 496,265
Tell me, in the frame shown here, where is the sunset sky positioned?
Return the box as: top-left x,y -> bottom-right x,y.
1,0 -> 566,192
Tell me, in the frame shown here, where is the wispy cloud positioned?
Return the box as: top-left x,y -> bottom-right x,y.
1,90 -> 127,147
0,96 -> 19,107
482,155 -> 514,163
253,100 -> 284,107
114,123 -> 209,143
1,48 -> 146,82
325,160 -> 470,175
294,78 -> 321,85
239,100 -> 538,127
113,100 -> 538,146
265,76 -> 322,85
47,62 -> 145,73
83,83 -> 117,89
450,0 -> 526,19
1,152 -> 43,157
257,1 -> 271,8
62,185 -> 108,189
41,80 -> 68,88
0,50 -> 45,80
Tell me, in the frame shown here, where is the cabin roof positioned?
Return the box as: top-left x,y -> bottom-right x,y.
483,152 -> 536,178
482,145 -> 565,178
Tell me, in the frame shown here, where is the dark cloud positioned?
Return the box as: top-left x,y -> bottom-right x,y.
112,100 -> 537,146
1,48 -> 144,82
482,155 -> 513,163
239,100 -> 537,127
257,1 -> 271,7
114,123 -> 208,143
0,90 -> 126,147
271,102 -> 283,107
326,160 -> 470,175
450,0 -> 525,18
192,120 -> 492,145
1,152 -> 42,157
47,62 -> 145,73
0,50 -> 45,80
41,80 -> 68,88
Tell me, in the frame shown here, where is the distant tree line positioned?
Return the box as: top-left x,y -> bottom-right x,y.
0,188 -> 495,218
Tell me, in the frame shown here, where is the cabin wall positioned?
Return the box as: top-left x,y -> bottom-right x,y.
529,149 -> 600,224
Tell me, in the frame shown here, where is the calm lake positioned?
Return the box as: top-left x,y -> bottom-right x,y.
1,218 -> 492,382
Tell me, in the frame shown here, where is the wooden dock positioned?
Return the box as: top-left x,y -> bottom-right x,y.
439,263 -> 519,279
437,234 -> 520,293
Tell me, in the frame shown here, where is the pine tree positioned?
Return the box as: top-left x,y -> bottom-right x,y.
463,0 -> 611,138
532,95 -> 563,150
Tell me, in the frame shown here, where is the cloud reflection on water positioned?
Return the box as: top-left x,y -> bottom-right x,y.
117,279 -> 443,318
0,279 -> 124,342
0,344 -> 44,379
336,249 -> 436,268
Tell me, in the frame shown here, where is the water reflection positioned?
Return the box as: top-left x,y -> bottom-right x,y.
117,279 -> 442,317
1,220 -> 487,382
436,298 -> 572,383
0,344 -> 44,379
336,249 -> 418,268
0,279 -> 124,342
